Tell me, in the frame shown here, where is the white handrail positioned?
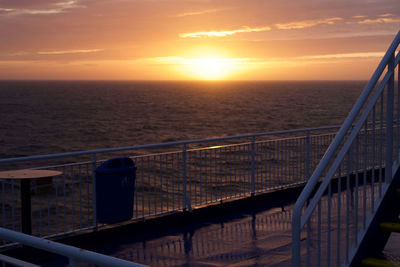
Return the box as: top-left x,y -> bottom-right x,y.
0,125 -> 340,164
0,227 -> 147,267
292,30 -> 400,266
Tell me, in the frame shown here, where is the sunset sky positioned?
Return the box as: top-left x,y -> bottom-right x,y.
0,0 -> 399,80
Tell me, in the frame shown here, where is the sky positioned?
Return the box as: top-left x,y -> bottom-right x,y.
0,0 -> 399,80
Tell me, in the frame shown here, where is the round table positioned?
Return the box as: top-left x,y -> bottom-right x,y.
0,169 -> 62,235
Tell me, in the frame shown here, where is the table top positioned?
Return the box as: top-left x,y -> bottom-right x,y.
0,169 -> 62,180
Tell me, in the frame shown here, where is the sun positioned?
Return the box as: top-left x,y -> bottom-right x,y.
186,57 -> 231,80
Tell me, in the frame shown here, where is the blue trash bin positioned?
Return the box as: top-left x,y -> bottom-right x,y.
95,157 -> 136,224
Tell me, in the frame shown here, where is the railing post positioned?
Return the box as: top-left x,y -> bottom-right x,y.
182,144 -> 191,211
92,154 -> 97,231
251,136 -> 256,196
292,210 -> 301,267
386,52 -> 395,183
305,130 -> 311,180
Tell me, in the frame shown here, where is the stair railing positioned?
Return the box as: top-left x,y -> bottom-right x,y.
292,31 -> 400,267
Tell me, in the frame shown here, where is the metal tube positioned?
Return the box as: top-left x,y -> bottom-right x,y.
251,137 -> 255,196
182,144 -> 187,211
91,154 -> 97,231
386,52 -> 395,183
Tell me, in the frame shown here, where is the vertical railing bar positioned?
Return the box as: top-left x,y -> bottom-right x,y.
195,151 -> 199,206
372,106 -> 376,212
153,155 -> 157,215
306,216 -> 311,267
86,163 -> 89,228
71,165 -> 74,231
166,153 -> 169,212
207,148 -> 210,202
337,166 -> 341,267
1,181 -> 5,229
220,146 -> 224,200
317,200 -> 321,267
278,139 -> 281,188
397,62 -> 400,163
327,182 -> 332,267
345,149 -> 351,264
386,52 -> 395,184
285,138 -> 288,187
355,134 -> 360,245
199,150 -> 202,204
379,91 -> 384,196
363,121 -> 368,230
47,172 -> 50,236
11,180 -> 15,231
214,147 -> 218,201
182,144 -> 187,211
172,153 -> 175,211
267,142 -> 271,190
39,182 -> 44,236
274,140 -> 278,189
140,157 -> 144,218
147,156 -> 150,216
160,155 -> 163,213
266,142 -> 270,190
55,167 -> 60,235
235,145 -> 238,197
63,166 -> 67,233
251,137 -> 255,196
133,157 -> 138,219
78,165 -> 82,230
91,154 -> 97,231
228,146 -> 232,199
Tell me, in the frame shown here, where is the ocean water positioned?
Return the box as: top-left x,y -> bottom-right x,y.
0,80 -> 366,158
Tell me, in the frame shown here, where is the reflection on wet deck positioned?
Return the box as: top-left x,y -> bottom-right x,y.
90,205 -> 294,267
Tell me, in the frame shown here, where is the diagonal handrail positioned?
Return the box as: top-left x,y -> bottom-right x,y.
292,30 -> 400,266
0,227 -> 147,266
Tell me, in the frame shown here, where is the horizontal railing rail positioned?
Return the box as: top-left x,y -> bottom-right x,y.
0,125 -> 341,242
0,125 -> 340,164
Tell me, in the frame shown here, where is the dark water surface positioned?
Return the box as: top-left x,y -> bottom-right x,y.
0,80 -> 365,158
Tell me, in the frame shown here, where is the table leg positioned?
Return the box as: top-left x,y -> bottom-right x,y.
20,180 -> 32,235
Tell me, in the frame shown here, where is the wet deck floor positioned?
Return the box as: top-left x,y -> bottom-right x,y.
93,204 -> 294,267
13,185 -> 400,266
73,203 -> 295,267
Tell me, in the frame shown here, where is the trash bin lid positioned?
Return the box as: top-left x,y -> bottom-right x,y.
95,157 -> 136,173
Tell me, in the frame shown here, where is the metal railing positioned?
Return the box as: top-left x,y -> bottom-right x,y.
292,30 -> 400,266
0,126 -> 340,241
0,227 -> 146,266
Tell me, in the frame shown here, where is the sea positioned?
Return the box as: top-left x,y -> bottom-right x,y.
0,80 -> 366,159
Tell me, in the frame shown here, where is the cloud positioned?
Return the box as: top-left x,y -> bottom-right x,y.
173,8 -> 223,17
295,52 -> 385,60
37,49 -> 103,55
275,17 -> 343,30
0,0 -> 83,16
379,13 -> 394,17
358,17 -> 400,24
352,15 -> 367,19
179,26 -> 271,38
151,56 -> 252,65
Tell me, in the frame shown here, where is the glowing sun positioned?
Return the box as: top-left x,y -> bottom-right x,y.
185,58 -> 232,80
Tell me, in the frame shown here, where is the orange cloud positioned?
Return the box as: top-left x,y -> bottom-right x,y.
379,13 -> 394,17
0,1 -> 83,16
38,49 -> 103,55
352,15 -> 367,19
173,8 -> 223,17
179,26 -> 271,38
276,17 -> 343,29
358,17 -> 400,24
